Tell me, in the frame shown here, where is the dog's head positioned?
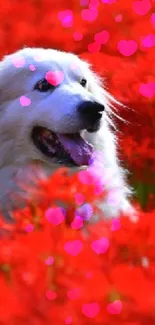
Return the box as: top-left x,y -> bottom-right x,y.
0,47 -> 115,169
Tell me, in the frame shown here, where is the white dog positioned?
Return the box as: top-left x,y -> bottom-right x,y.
0,47 -> 135,221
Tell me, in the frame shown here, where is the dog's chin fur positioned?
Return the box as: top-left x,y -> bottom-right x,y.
0,47 -> 136,221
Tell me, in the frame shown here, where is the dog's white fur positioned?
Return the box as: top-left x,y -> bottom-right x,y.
0,47 -> 135,220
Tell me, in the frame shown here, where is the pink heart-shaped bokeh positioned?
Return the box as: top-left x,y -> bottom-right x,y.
91,237 -> 109,254
24,224 -> 34,233
141,34 -> 155,48
94,30 -> 110,44
82,302 -> 100,318
45,290 -> 57,301
67,288 -> 81,300
58,10 -> 73,27
20,96 -> 31,107
12,57 -> 25,68
45,207 -> 65,225
73,32 -> 83,41
29,64 -> 36,71
139,82 -> 155,98
75,193 -> 85,205
117,40 -> 138,56
111,219 -> 121,231
151,13 -> 155,24
132,0 -> 151,16
115,14 -> 123,22
107,300 -> 123,314
45,70 -> 64,86
71,216 -> 83,229
81,8 -> 98,22
64,240 -> 83,256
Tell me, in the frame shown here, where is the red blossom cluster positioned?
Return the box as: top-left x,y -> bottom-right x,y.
0,168 -> 155,325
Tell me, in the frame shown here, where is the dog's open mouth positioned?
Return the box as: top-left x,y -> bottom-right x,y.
31,126 -> 93,166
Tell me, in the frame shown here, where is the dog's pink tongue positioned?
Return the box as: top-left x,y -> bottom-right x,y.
57,133 -> 93,166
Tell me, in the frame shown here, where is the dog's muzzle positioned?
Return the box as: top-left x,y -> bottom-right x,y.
78,101 -> 105,132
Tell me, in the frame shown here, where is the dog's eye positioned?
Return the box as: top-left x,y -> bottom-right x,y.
34,79 -> 54,92
80,78 -> 87,87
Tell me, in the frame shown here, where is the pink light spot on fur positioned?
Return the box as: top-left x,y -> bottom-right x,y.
71,216 -> 83,229
65,316 -> 72,324
64,240 -> 83,256
82,302 -> 100,318
29,64 -> 36,71
132,0 -> 151,15
107,300 -> 123,314
25,224 -> 34,233
70,63 -> 78,70
45,207 -> 65,225
12,57 -> 25,68
46,290 -> 57,300
20,96 -> 31,107
115,14 -> 123,22
45,256 -> 54,265
91,237 -> 109,254
73,32 -> 83,41
94,30 -> 110,44
81,8 -> 98,22
79,166 -> 103,191
33,55 -> 44,62
117,40 -> 138,56
88,42 -> 101,53
45,70 -> 64,86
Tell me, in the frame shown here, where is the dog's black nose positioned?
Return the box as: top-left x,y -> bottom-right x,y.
78,101 -> 105,132
79,101 -> 105,116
